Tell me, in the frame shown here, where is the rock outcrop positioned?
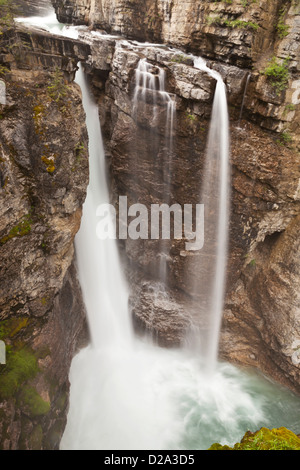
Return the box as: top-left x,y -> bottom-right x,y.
0,24 -> 89,449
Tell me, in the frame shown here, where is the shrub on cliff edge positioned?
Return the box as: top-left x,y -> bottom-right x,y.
209,427 -> 300,450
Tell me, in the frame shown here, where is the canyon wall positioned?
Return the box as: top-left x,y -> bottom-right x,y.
0,26 -> 89,449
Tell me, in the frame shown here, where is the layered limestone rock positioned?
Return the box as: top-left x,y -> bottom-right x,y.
9,28 -> 91,80
0,29 -> 89,449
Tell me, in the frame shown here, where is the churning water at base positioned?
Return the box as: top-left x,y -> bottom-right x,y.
61,345 -> 300,450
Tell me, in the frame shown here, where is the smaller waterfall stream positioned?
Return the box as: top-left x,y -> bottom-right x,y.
132,58 -> 176,286
188,57 -> 230,372
238,73 -> 251,128
133,58 -> 176,157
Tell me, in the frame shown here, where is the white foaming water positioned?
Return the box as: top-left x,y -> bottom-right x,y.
18,11 -> 300,450
16,12 -> 82,39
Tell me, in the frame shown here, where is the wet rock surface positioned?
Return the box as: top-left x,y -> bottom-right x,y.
0,35 -> 89,448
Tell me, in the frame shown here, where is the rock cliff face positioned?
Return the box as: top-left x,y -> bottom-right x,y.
0,25 -> 89,449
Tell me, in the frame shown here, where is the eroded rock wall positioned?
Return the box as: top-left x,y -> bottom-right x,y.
0,28 -> 89,449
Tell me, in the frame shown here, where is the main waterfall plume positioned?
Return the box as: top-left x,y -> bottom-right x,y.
74,65 -> 133,349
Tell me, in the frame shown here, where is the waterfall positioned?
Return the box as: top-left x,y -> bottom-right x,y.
189,57 -> 230,372
18,11 -> 300,452
133,58 -> 176,141
238,73 -> 251,128
74,65 -> 133,349
132,58 -> 176,286
61,49 -> 300,453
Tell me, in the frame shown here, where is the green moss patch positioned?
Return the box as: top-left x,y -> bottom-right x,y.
19,386 -> 50,417
0,214 -> 32,245
209,427 -> 300,450
0,317 -> 29,340
263,56 -> 290,95
0,347 -> 39,399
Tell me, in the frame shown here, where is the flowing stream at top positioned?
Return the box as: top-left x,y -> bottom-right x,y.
17,9 -> 300,451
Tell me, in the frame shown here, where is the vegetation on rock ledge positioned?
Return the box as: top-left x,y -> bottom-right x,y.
0,0 -> 15,32
263,56 -> 290,95
209,427 -> 300,450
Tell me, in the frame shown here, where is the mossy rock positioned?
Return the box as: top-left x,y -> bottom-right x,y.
19,386 -> 50,417
209,427 -> 300,450
0,317 -> 29,340
0,347 -> 39,399
0,215 -> 32,245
